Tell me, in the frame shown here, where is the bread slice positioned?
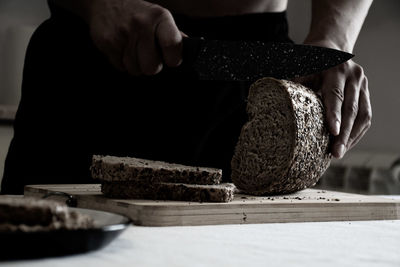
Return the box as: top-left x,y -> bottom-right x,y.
231,77 -> 331,195
91,155 -> 222,185
0,197 -> 93,232
91,155 -> 231,202
101,181 -> 236,202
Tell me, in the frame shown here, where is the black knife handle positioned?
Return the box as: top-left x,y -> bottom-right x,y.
182,37 -> 205,67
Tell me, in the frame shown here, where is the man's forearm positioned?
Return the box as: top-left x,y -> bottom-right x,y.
305,0 -> 373,52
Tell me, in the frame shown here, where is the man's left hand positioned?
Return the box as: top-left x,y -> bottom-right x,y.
294,47 -> 372,159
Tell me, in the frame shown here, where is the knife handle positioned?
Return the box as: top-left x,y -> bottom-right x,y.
182,37 -> 204,66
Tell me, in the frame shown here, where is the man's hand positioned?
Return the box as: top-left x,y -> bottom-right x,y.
295,54 -> 372,159
300,0 -> 373,158
87,0 -> 184,75
322,60 -> 371,159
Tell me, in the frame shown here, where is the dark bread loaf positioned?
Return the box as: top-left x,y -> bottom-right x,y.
231,77 -> 331,195
91,155 -> 222,185
101,181 -> 236,202
0,197 -> 94,232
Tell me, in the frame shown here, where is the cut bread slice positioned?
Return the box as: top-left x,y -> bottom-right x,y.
231,77 -> 331,195
101,181 -> 236,202
91,155 -> 222,185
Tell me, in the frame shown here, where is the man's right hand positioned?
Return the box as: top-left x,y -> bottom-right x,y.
87,0 -> 184,75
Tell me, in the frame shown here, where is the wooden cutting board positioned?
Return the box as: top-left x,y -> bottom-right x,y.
24,184 -> 400,226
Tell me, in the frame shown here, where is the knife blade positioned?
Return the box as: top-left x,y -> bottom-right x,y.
182,37 -> 354,81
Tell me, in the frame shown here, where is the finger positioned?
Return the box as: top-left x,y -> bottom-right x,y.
155,10 -> 183,67
348,126 -> 369,151
137,27 -> 163,75
321,69 -> 346,136
332,76 -> 362,158
122,34 -> 141,76
347,78 -> 372,149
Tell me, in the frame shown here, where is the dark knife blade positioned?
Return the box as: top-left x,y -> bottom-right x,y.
182,37 -> 354,81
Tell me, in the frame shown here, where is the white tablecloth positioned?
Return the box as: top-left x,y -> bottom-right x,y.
3,219 -> 400,267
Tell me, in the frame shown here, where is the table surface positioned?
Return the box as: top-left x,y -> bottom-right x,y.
2,196 -> 400,267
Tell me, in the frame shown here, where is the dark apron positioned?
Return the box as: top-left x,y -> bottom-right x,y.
1,3 -> 292,194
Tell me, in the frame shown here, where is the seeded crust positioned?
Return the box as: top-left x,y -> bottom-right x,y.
101,181 -> 236,202
91,155 -> 222,185
0,197 -> 94,232
231,77 -> 331,195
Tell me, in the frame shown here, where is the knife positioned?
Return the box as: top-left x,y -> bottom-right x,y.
182,37 -> 354,81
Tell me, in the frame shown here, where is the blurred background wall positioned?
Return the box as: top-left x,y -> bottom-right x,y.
0,0 -> 399,191
0,0 -> 50,106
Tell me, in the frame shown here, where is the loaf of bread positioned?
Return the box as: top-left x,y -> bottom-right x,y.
0,197 -> 94,232
91,155 -> 222,185
231,77 -> 331,195
101,181 -> 236,202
